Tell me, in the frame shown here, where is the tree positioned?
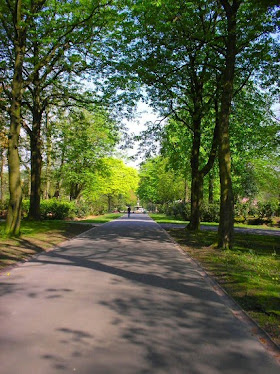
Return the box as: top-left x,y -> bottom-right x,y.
0,0 -> 120,233
121,0 -> 279,248
216,0 -> 279,248
52,107 -> 119,201
0,0 -> 31,235
86,158 -> 139,212
138,157 -> 185,206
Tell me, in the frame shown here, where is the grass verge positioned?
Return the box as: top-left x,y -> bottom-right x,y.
149,213 -> 280,230
78,212 -> 123,223
165,227 -> 280,347
0,213 -> 122,271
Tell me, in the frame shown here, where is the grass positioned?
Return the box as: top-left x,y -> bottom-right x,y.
149,213 -> 280,230
78,212 -> 123,223
0,213 -> 122,271
149,213 -> 189,224
164,227 -> 280,346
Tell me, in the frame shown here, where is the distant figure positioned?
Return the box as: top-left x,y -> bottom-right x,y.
127,206 -> 131,218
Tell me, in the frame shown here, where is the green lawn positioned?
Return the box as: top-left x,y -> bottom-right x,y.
0,213 -> 123,239
149,213 -> 280,230
0,220 -> 71,239
78,212 -> 123,223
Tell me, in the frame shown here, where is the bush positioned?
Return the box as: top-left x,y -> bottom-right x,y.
0,200 -> 8,218
22,200 -> 30,217
257,200 -> 279,219
234,200 -> 250,222
73,200 -> 93,218
165,202 -> 191,221
40,199 -> 76,220
201,203 -> 220,223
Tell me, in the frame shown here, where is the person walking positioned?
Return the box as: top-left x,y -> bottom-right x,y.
127,206 -> 131,218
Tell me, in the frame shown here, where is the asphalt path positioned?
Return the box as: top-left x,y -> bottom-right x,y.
0,214 -> 279,374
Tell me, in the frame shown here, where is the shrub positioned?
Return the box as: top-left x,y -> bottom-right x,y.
201,203 -> 220,223
257,200 -> 279,219
0,200 -> 8,218
22,200 -> 30,217
40,199 -> 76,220
234,200 -> 250,222
165,202 -> 191,221
73,201 -> 93,218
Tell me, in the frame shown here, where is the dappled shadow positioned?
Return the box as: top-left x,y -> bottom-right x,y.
1,214 -> 279,373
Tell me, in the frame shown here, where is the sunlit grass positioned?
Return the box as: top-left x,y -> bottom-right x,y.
149,213 -> 280,230
78,212 -> 123,223
0,213 -> 123,239
0,220 -> 70,239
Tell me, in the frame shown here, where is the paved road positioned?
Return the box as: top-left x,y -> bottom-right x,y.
0,214 -> 279,374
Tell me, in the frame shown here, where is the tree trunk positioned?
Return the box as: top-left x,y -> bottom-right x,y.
45,112 -> 51,199
0,148 -> 4,204
208,171 -> 214,204
217,0 -> 240,249
108,195 -> 112,212
28,105 -> 43,220
54,152 -> 64,198
183,164 -> 189,203
6,10 -> 26,235
188,125 -> 202,231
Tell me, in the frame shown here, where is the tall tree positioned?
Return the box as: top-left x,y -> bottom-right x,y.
52,107 -> 119,200
0,0 -> 33,235
121,0 -> 222,230
121,0 -> 279,247
1,0 -> 120,229
216,0 -> 279,248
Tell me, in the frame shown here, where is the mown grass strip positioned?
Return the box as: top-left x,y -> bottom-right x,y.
149,213 -> 280,230
78,212 -> 123,223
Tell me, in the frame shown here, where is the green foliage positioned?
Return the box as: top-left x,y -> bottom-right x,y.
162,202 -> 220,223
165,202 -> 191,221
40,199 -> 76,220
200,203 -> 220,223
257,200 -> 279,219
138,157 -> 185,204
0,200 -> 8,216
85,158 -> 139,211
53,108 -> 120,200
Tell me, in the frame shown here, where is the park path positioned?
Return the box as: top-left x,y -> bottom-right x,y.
0,214 -> 279,374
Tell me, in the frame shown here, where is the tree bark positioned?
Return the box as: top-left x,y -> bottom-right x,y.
208,171 -> 214,204
188,123 -> 202,230
217,0 -> 240,249
54,151 -> 64,198
45,112 -> 51,199
70,183 -> 82,200
0,148 -> 4,204
6,3 -> 26,235
28,104 -> 43,220
188,110 -> 219,231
